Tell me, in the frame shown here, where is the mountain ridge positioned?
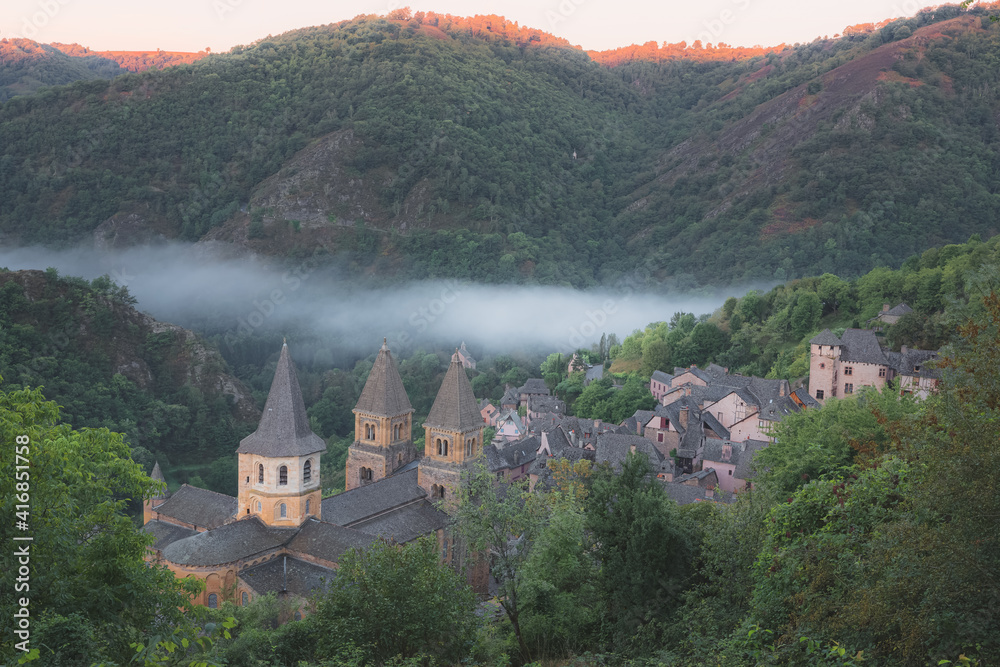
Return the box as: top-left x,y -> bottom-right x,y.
3,5 -> 1000,285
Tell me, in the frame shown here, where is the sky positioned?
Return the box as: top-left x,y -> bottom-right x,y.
1,0 -> 947,53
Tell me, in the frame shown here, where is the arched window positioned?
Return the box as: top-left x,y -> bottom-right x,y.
242,592 -> 249,606
432,485 -> 445,500
258,464 -> 264,484
280,503 -> 287,518
436,438 -> 442,455
443,439 -> 448,456
279,466 -> 287,485
303,460 -> 312,483
208,593 -> 218,608
305,499 -> 311,515
256,501 -> 261,512
294,611 -> 302,621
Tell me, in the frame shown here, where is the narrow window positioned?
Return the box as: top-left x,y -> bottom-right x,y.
279,466 -> 288,485
443,440 -> 449,456
256,501 -> 261,512
242,592 -> 249,606
845,383 -> 854,394
303,460 -> 311,483
258,464 -> 264,484
305,499 -> 311,514
280,503 -> 287,518
436,438 -> 443,455
208,593 -> 218,608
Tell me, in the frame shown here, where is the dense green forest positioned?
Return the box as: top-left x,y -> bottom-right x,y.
3,5 -> 1000,285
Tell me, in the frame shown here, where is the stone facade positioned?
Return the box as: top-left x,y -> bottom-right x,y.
238,452 -> 323,526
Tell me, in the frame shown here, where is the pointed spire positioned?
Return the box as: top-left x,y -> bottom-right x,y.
425,350 -> 482,431
238,343 -> 326,457
355,339 -> 413,417
150,461 -> 169,499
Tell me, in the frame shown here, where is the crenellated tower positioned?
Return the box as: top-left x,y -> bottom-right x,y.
346,339 -> 417,490
418,349 -> 485,506
236,342 -> 326,527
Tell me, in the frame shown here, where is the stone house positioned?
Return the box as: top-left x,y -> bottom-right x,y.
867,302 -> 913,332
808,328 -> 939,403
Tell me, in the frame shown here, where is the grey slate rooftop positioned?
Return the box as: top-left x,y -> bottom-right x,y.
238,343 -> 327,458
650,370 -> 673,384
321,468 -> 425,527
286,518 -> 376,561
351,499 -> 449,543
152,484 -> 237,530
240,555 -> 335,597
518,378 -> 551,396
810,329 -> 843,346
839,329 -> 890,366
143,519 -> 197,551
425,351 -> 483,432
355,339 -> 414,417
162,516 -> 296,566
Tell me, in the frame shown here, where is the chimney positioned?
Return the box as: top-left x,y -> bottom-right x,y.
705,487 -> 714,499
722,443 -> 732,461
685,386 -> 691,397
901,345 -> 908,355
679,406 -> 689,430
629,444 -> 636,454
594,418 -> 602,429
780,381 -> 786,397
883,303 -> 890,312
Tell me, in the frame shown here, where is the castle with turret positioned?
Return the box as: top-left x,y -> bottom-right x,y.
142,340 -> 485,614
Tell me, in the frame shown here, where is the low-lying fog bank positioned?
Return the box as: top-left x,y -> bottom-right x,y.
1,243 -> 755,357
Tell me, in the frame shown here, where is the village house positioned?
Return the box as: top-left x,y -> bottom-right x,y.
494,409 -> 526,441
517,378 -> 551,407
479,398 -> 500,427
143,340 -> 487,612
456,341 -> 477,369
808,328 -> 940,403
867,302 -> 913,332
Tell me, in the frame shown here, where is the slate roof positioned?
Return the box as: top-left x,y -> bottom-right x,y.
321,468 -> 425,526
143,520 -> 197,551
650,370 -> 673,385
758,396 -> 799,422
425,352 -> 483,432
664,483 -> 712,505
840,329 -> 890,366
735,440 -> 768,480
701,411 -> 730,439
623,409 -> 655,435
485,436 -> 540,472
519,378 -> 551,396
350,499 -> 449,543
238,343 -> 327,457
527,394 -> 565,415
501,386 -> 520,406
479,398 -> 494,411
240,555 -> 335,597
792,387 -> 821,409
585,365 -> 604,384
354,339 -> 414,417
810,329 -> 843,346
150,461 -> 169,499
595,433 -> 666,472
885,303 -> 913,317
286,518 -> 376,560
888,348 -> 940,378
162,516 -> 295,566
152,484 -> 237,530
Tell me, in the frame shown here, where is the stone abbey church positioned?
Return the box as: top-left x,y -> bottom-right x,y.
142,340 -> 486,612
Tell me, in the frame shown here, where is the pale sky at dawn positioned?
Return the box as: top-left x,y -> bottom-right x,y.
0,0 -> 954,53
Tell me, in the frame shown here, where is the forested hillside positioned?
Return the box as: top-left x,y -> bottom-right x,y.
0,269 -> 258,484
3,5 -> 1000,285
